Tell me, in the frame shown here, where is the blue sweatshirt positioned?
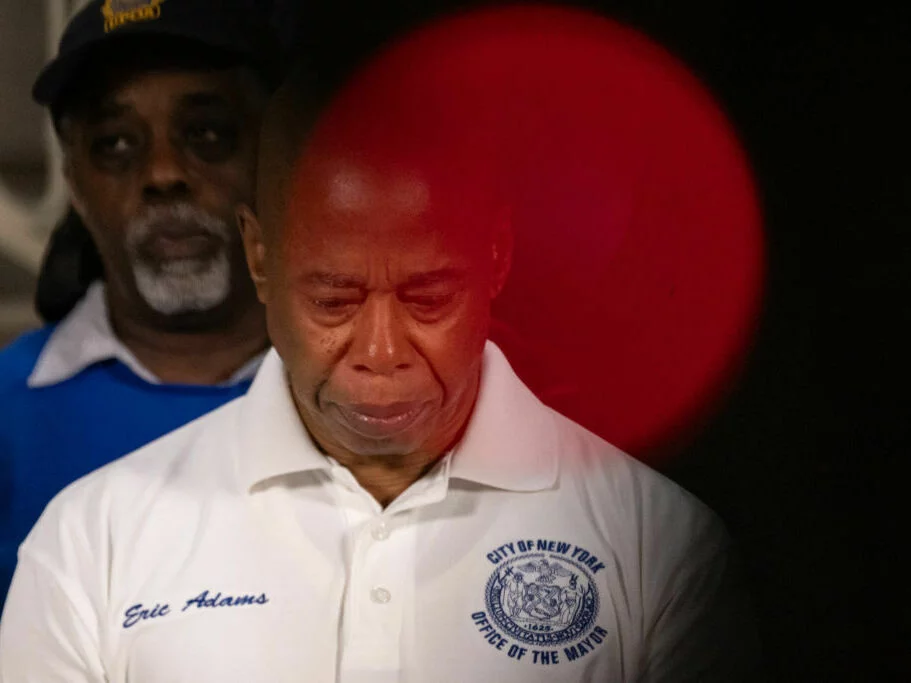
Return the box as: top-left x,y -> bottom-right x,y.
0,327 -> 252,611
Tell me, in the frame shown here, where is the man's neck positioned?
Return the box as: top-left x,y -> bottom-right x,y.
108,291 -> 269,386
329,450 -> 446,509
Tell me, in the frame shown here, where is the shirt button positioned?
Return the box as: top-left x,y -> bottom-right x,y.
371,522 -> 390,541
370,587 -> 392,604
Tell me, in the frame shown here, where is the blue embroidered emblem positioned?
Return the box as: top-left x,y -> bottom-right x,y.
472,539 -> 608,666
486,553 -> 599,646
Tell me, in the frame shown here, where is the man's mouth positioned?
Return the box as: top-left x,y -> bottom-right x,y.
336,401 -> 427,439
139,227 -> 223,263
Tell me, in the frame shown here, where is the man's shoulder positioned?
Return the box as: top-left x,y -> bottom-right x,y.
549,407 -> 722,531
77,394 -> 241,490
0,326 -> 54,391
491,342 -> 711,519
22,396 -> 244,551
548,406 -> 655,482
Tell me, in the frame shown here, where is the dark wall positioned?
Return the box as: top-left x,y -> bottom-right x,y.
266,2 -> 908,680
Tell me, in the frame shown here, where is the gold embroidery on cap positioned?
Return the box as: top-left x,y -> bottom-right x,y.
102,0 -> 165,33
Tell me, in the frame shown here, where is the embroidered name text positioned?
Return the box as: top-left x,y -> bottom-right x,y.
182,589 -> 269,611
123,602 -> 169,629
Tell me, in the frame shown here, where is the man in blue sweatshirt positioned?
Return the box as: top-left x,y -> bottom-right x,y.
0,0 -> 285,609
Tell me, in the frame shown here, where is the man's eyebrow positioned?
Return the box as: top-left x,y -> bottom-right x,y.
401,268 -> 467,288
303,272 -> 366,288
82,92 -> 232,124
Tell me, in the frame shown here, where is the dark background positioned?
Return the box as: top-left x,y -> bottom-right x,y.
260,1 -> 908,680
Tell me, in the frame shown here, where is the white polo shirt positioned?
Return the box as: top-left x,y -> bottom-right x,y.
0,342 -> 759,683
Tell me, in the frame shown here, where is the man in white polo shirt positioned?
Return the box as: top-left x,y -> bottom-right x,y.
0,61 -> 760,682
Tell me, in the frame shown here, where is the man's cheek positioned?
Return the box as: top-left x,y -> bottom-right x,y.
304,323 -> 349,365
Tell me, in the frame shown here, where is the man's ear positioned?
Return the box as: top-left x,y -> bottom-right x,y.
236,204 -> 269,304
490,205 -> 514,298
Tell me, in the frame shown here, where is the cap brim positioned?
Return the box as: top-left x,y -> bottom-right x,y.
32,49 -> 90,106
33,25 -> 281,108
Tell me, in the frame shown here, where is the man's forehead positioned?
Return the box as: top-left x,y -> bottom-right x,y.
322,165 -> 429,216
285,200 -> 491,261
287,213 -> 480,256
279,192 -> 487,284
82,68 -> 246,117
109,67 -> 242,99
285,155 -> 497,243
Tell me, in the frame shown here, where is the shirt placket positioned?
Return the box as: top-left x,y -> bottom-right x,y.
329,459 -> 451,683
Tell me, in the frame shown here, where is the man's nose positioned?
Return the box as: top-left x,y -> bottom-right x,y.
141,138 -> 191,201
349,296 -> 414,376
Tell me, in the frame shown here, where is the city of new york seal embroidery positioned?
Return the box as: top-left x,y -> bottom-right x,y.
471,538 -> 609,666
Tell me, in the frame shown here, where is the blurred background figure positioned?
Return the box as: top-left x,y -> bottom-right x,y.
0,0 -> 285,609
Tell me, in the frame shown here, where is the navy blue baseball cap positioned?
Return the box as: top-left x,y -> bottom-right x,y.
33,0 -> 286,110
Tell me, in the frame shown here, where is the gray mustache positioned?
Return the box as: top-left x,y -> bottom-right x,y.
126,204 -> 231,248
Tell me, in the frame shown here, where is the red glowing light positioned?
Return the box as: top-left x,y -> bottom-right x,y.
300,5 -> 764,461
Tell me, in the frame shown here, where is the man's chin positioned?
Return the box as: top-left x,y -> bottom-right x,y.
133,257 -> 232,317
335,428 -> 430,460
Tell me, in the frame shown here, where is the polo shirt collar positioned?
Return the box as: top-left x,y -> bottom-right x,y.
237,349 -> 335,491
448,341 -> 559,492
27,281 -> 264,388
238,342 -> 559,494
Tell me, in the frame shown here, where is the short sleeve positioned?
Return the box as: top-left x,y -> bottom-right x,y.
638,514 -> 764,683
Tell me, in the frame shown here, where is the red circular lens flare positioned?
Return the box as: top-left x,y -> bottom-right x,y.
297,5 -> 764,462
